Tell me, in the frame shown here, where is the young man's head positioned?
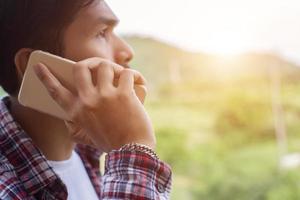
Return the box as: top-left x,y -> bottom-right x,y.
0,0 -> 133,96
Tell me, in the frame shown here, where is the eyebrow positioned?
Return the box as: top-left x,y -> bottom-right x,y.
97,15 -> 120,27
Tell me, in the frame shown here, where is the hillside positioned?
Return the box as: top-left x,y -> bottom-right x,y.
125,35 -> 300,91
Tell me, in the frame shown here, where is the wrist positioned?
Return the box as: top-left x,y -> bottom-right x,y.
114,138 -> 156,151
118,142 -> 159,160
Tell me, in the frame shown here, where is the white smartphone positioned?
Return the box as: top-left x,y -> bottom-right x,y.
18,50 -> 146,120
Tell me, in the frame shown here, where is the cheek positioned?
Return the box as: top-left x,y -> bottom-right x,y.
63,37 -> 114,62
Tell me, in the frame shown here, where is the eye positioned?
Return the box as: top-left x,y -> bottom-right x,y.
96,28 -> 108,38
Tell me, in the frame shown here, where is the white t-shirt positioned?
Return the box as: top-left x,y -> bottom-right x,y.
48,151 -> 99,200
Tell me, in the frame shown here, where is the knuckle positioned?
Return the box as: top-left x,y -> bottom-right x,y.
99,60 -> 110,69
74,61 -> 85,68
117,90 -> 130,101
122,68 -> 133,75
73,63 -> 84,73
90,57 -> 105,63
135,70 -> 144,79
99,89 -> 113,101
80,97 -> 97,111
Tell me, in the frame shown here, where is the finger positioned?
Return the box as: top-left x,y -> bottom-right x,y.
131,69 -> 147,86
76,58 -> 123,90
134,85 -> 147,104
34,63 -> 74,112
73,63 -> 95,96
117,70 -> 148,103
76,57 -> 146,86
96,62 -> 115,90
77,57 -> 122,73
117,69 -> 135,91
97,62 -> 129,90
76,57 -> 105,68
115,69 -> 147,86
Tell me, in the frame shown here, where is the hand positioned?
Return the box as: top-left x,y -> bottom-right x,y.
34,57 -> 156,152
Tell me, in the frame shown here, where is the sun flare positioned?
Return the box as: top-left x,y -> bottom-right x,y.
201,31 -> 248,57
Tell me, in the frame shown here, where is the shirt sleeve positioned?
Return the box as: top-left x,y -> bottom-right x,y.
101,150 -> 172,200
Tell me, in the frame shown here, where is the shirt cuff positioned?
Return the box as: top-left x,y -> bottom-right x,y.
105,150 -> 172,194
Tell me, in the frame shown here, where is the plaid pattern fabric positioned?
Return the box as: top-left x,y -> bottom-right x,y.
103,151 -> 172,200
0,96 -> 172,199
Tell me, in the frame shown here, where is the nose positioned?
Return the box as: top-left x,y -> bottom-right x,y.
114,37 -> 134,68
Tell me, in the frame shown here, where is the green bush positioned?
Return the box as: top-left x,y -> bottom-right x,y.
214,89 -> 274,147
156,127 -> 190,173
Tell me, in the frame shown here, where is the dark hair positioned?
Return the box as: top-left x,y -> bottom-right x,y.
0,0 -> 95,95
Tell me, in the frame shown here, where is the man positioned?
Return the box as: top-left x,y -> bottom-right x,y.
0,0 -> 172,199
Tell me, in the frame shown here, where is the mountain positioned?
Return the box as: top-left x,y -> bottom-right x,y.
124,35 -> 300,91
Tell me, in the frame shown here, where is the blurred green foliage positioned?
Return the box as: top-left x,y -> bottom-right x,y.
125,36 -> 300,200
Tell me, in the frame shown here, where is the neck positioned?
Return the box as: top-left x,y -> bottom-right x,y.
8,96 -> 75,161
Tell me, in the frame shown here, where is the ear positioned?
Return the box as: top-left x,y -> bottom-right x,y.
14,48 -> 33,81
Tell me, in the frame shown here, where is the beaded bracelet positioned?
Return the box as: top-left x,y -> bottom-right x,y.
119,143 -> 159,160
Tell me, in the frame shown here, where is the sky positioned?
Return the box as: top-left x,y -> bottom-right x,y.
107,0 -> 300,64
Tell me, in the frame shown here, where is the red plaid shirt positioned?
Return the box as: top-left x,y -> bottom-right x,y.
0,96 -> 172,199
